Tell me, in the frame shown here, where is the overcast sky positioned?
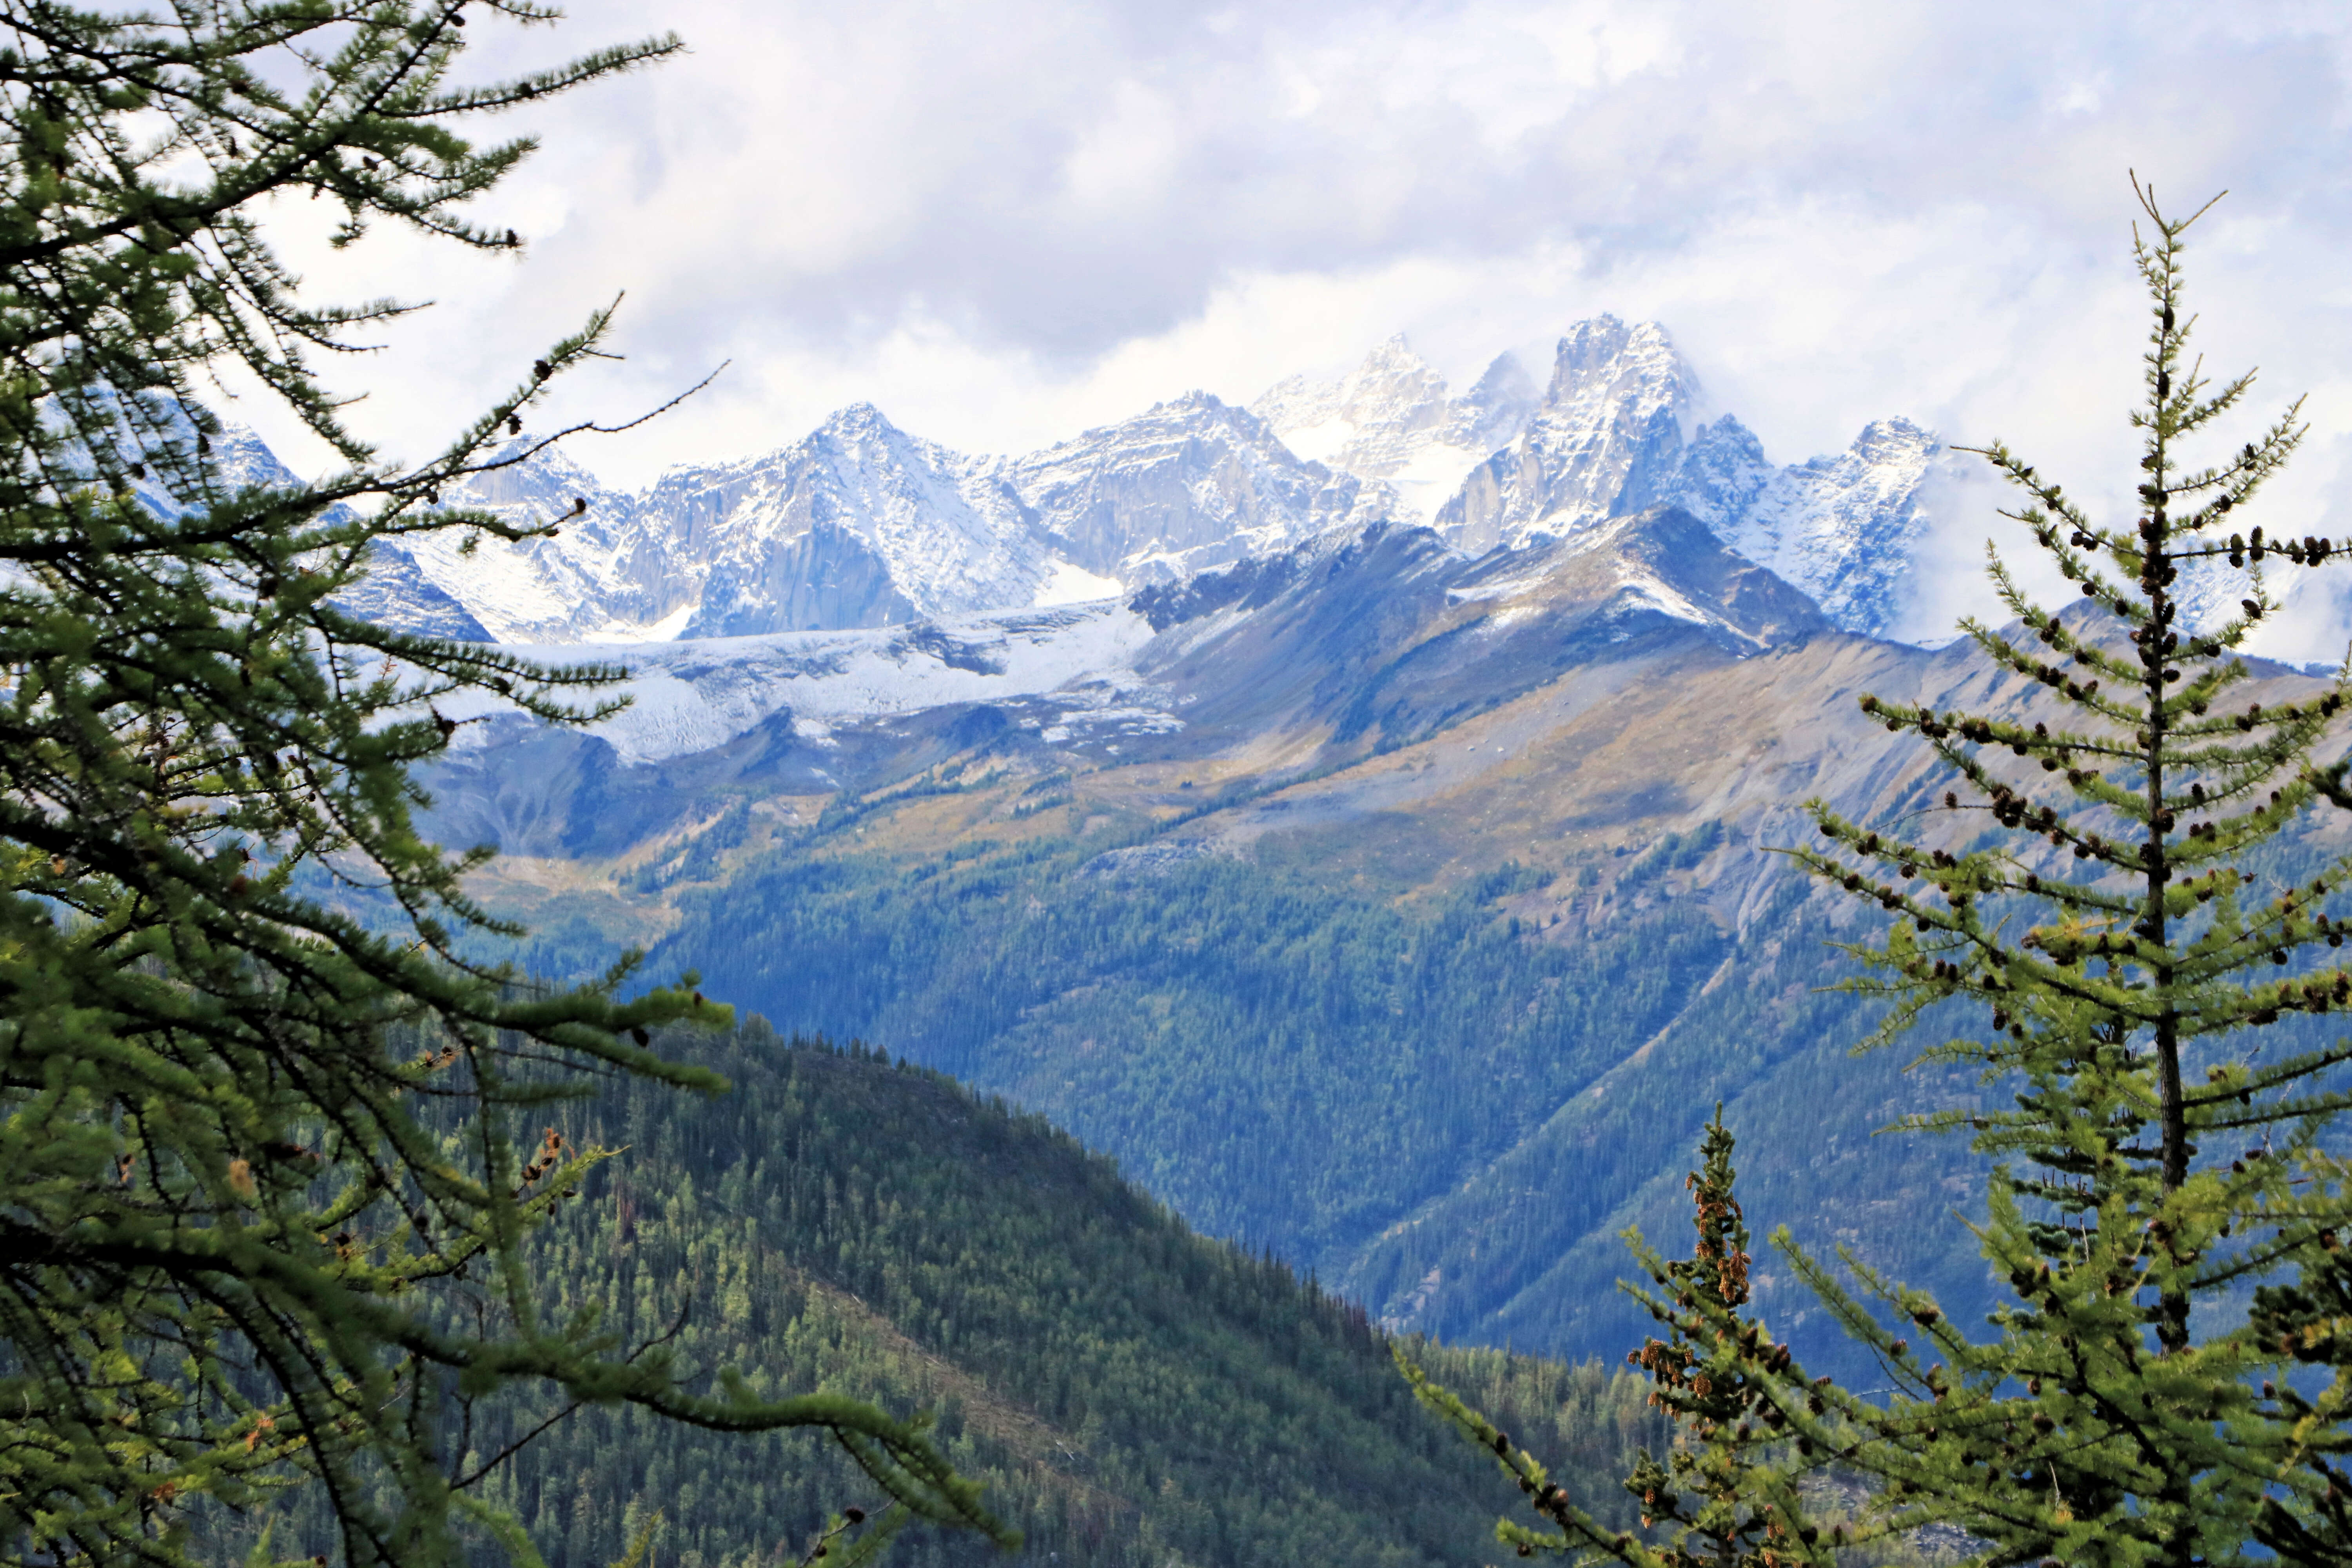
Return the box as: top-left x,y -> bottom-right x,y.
241,0 -> 2352,653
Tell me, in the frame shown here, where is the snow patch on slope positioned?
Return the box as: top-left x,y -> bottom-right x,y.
439,601 -> 1161,765
1252,336 -> 1537,526
1035,558 -> 1125,605
1673,415 -> 1945,637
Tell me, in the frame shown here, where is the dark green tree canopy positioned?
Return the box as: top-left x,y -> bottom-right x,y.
0,6 -> 1010,1567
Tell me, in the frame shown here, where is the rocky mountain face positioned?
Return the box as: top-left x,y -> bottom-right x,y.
1436,317 -> 1696,552
1675,412 -> 1943,635
236,315 -> 1949,647
673,406 -> 1051,639
1009,390 -> 1384,584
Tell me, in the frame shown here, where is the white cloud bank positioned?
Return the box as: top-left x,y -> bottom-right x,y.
230,0 -> 2352,655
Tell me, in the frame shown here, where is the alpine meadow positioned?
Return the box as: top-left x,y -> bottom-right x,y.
6,7 -> 2352,1568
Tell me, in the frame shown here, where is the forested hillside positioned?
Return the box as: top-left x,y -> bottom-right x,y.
251,1026 -> 1666,1568
623,801 -> 2352,1381
638,824 -> 1990,1376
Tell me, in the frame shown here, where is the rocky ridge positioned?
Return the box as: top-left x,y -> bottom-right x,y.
213,318 -> 1954,648
1250,334 -> 1540,525
1008,391 -> 1387,585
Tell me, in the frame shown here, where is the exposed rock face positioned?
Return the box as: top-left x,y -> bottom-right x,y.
1129,505 -> 1829,760
1013,391 -> 1380,584
390,411 -> 1046,642
1437,317 -> 1697,552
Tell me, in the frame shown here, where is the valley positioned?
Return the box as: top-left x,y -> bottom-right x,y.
399,491 -> 2345,1383
239,307 -> 2350,1506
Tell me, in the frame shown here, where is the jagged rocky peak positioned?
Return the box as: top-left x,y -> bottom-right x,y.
1013,389 -> 1383,586
1672,414 -> 1773,532
1685,415 -> 1944,639
389,409 -> 1052,643
1437,315 -> 1701,554
1250,336 -> 1539,525
678,401 -> 1047,639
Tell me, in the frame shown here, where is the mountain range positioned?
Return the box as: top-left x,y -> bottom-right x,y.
392,467 -> 2340,1380
243,313 -> 2340,1383
278,316 -> 1950,648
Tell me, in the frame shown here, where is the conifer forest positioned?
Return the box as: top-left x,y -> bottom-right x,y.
7,5 -> 2352,1568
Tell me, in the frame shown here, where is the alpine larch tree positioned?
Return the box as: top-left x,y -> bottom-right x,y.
0,6 -> 1011,1568
1410,184 -> 2352,1568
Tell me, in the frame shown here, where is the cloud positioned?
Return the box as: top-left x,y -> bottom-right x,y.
234,0 -> 2352,653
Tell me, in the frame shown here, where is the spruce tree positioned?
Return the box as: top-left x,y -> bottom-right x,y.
0,7 -> 1010,1568
1412,182 -> 2352,1567
1401,1110 -> 1846,1568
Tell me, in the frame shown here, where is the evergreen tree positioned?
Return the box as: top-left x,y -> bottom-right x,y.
1412,181 -> 2352,1568
0,7 -> 1009,1568
1734,182 -> 2351,1564
1401,1110 -> 1846,1568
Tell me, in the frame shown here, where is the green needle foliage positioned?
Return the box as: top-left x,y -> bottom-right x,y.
1401,1110 -> 1848,1568
1764,184 -> 2352,1564
0,7 -> 1009,1568
1777,179 -> 2352,1568
1410,181 -> 2352,1568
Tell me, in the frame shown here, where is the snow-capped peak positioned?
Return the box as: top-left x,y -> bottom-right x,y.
238,316 -> 1955,654
1013,390 -> 1382,584
1251,336 -> 1538,526
1435,315 -> 1700,552
673,401 -> 1047,638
